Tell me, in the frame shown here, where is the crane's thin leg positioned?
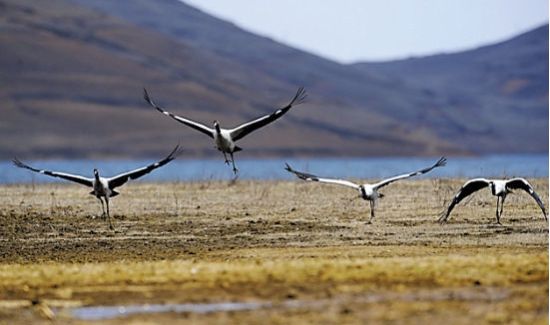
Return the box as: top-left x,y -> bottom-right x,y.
97,197 -> 106,220
222,151 -> 230,165
230,152 -> 238,174
367,200 -> 375,224
105,197 -> 114,230
499,195 -> 506,223
495,197 -> 502,225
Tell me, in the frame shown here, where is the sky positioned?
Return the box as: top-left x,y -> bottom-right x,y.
183,0 -> 548,63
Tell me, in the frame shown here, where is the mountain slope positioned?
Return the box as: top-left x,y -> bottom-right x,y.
70,0 -> 548,155
354,25 -> 549,153
1,0 -> 458,159
0,0 -> 271,158
69,0 -> 455,152
0,0 -> 546,159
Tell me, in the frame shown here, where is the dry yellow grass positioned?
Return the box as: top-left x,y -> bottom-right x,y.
0,179 -> 547,324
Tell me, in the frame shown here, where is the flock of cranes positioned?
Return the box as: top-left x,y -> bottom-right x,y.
13,87 -> 547,230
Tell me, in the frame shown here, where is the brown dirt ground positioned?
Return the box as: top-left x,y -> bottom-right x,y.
0,179 -> 547,324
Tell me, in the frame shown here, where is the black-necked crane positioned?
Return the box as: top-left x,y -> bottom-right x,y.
13,145 -> 180,230
438,178 -> 547,224
285,157 -> 447,222
143,87 -> 306,175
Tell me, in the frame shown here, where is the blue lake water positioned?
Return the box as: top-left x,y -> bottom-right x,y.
0,155 -> 547,184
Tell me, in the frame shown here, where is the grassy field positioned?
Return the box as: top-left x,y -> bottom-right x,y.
0,179 -> 547,324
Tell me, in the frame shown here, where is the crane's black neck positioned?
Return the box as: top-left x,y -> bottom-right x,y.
359,185 -> 367,199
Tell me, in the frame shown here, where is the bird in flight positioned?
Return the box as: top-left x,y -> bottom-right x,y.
144,87 -> 306,175
285,157 -> 447,222
438,178 -> 547,224
13,145 -> 181,230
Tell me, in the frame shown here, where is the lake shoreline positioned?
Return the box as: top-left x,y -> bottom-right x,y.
2,154 -> 548,184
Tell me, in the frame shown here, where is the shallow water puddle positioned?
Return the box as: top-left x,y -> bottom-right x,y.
68,301 -> 282,320
64,287 -> 509,321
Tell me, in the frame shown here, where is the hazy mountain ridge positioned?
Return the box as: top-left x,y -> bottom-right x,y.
0,0 -> 546,159
354,25 -> 549,153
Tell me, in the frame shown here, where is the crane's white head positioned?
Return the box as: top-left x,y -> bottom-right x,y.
213,120 -> 221,133
93,168 -> 99,179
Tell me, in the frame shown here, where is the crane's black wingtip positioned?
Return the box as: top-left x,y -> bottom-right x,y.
284,162 -> 293,172
169,144 -> 183,159
296,86 -> 307,102
288,86 -> 307,107
12,157 -> 32,170
143,88 -> 150,101
12,157 -> 24,167
436,156 -> 447,167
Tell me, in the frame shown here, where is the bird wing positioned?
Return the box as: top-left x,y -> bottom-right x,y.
284,163 -> 360,189
107,145 -> 181,189
438,178 -> 490,222
143,88 -> 214,138
12,158 -> 93,187
373,157 -> 447,189
229,87 -> 307,141
506,178 -> 547,220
